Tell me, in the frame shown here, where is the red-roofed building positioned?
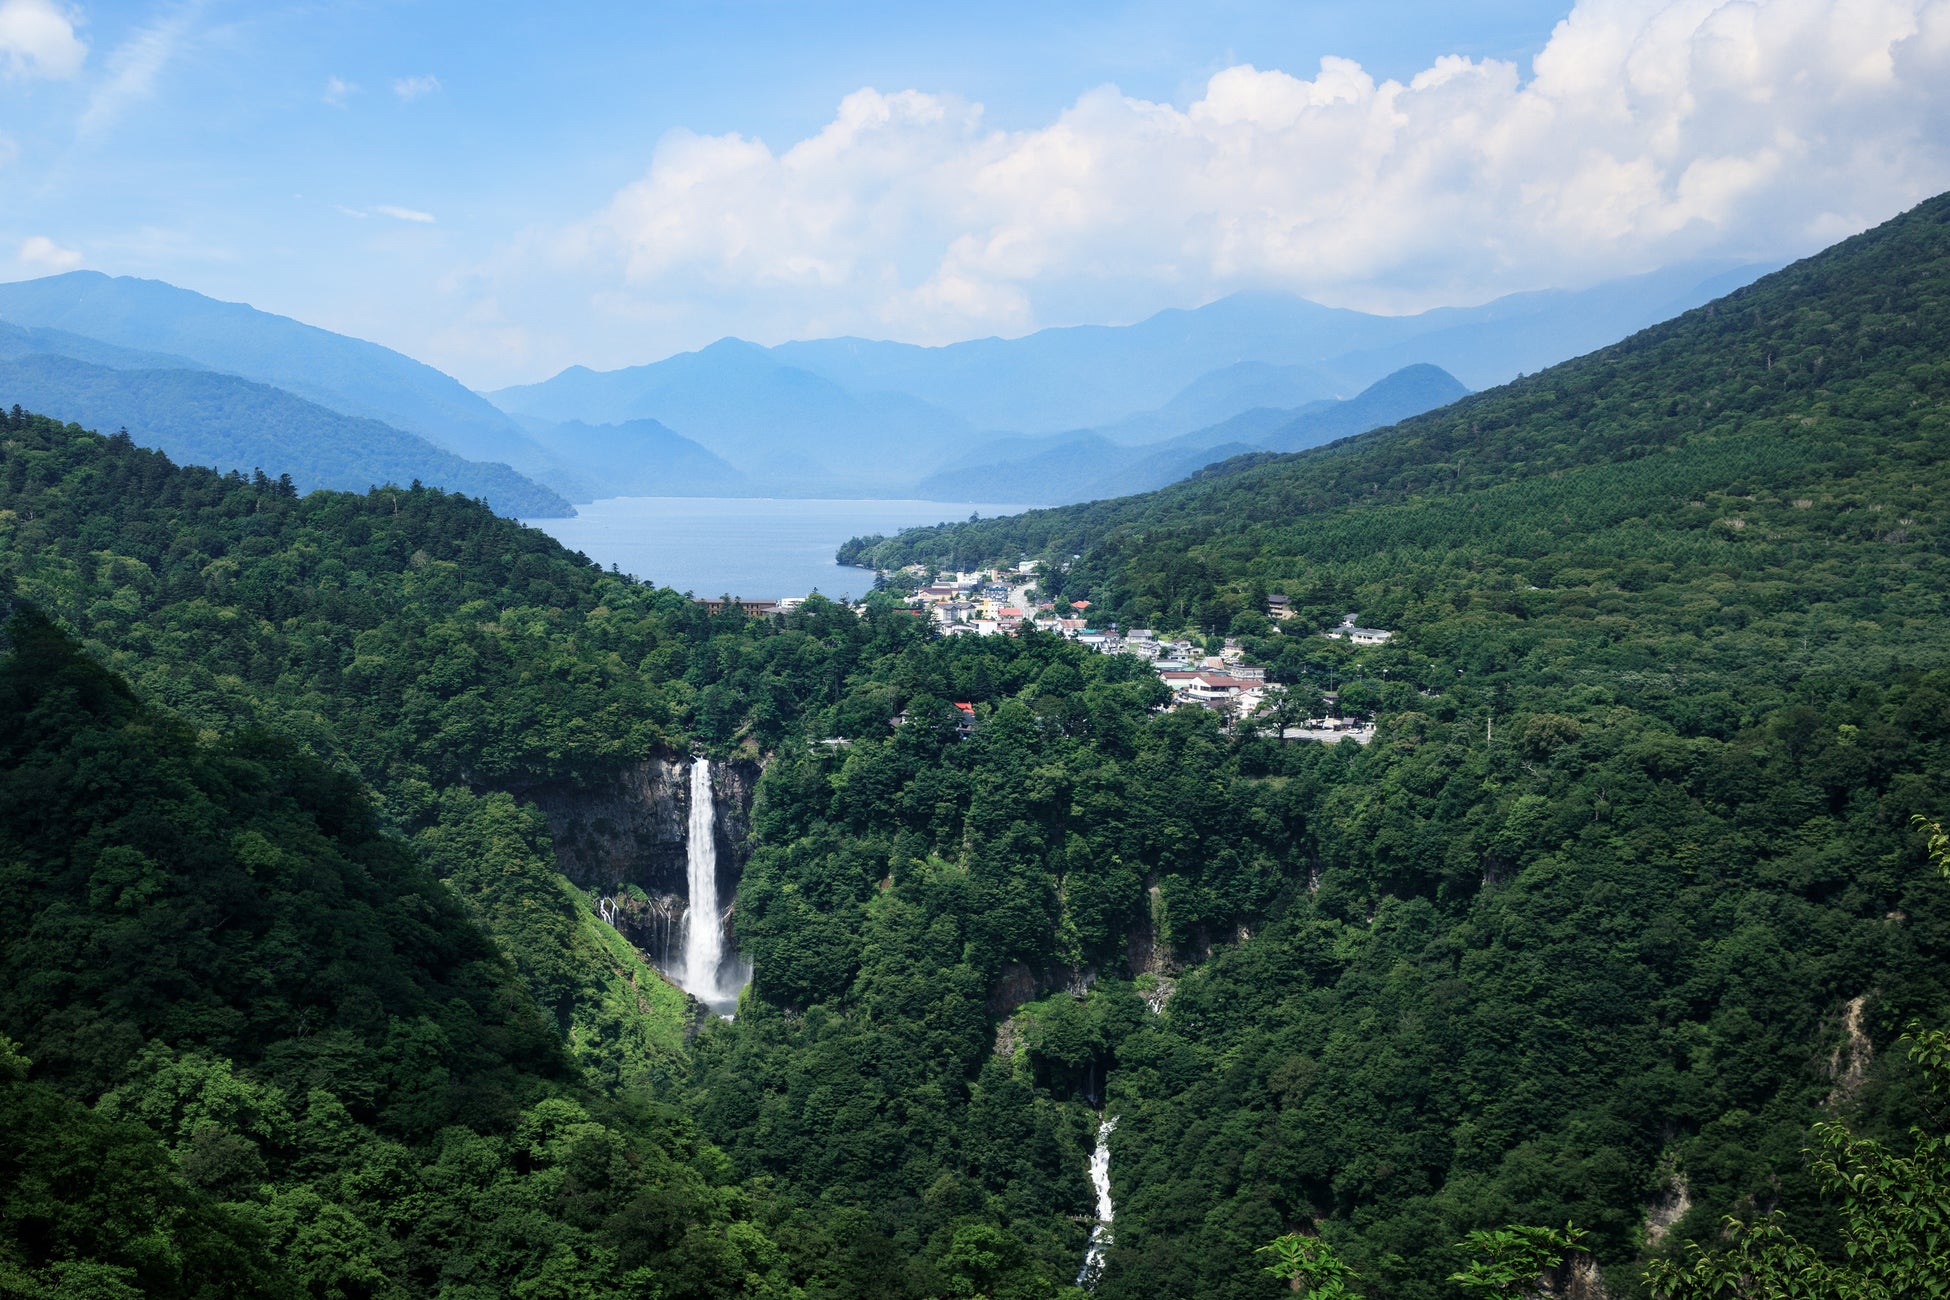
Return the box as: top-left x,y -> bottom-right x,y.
1070,600 -> 1091,610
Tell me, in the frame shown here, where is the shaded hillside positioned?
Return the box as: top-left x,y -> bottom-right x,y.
0,353 -> 571,516
0,610 -> 759,1298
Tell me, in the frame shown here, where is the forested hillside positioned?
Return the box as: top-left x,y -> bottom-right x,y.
0,609 -> 782,1299
1,191 -> 1948,1299
0,356 -> 571,516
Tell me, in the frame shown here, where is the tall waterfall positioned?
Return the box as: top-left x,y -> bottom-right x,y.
678,759 -> 749,1015
1076,1115 -> 1118,1288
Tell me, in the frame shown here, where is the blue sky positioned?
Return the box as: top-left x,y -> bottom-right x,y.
3,0 -> 1947,386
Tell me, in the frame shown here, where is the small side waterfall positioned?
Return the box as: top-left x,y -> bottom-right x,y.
676,758 -> 750,1016
1077,1115 -> 1118,1288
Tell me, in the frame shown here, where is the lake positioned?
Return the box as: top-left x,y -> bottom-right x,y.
524,496 -> 1029,600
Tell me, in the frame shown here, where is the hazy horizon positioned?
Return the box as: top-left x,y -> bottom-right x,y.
1,0 -> 1943,389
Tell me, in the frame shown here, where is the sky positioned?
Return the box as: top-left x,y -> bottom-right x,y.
1,0 -> 1947,389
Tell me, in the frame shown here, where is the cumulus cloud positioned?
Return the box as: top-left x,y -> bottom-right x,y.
392,73 -> 439,100
525,0 -> 1950,355
18,234 -> 82,270
0,0 -> 85,79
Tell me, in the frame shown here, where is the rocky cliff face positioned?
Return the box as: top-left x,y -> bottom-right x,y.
512,752 -> 762,970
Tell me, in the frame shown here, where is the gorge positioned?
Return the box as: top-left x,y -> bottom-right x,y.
3,190 -> 1950,1298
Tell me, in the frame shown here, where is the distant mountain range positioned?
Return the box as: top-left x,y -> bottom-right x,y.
0,259 -> 1777,515
915,364 -> 1473,505
491,258 -> 1774,499
0,353 -> 572,516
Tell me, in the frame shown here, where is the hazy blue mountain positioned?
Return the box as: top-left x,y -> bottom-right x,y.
1315,260 -> 1790,390
917,364 -> 1468,505
0,271 -> 559,476
0,319 -> 210,372
762,261 -> 1771,432
1256,362 -> 1471,452
1088,361 -> 1340,446
491,338 -> 977,493
0,353 -> 571,516
767,294 -> 1391,433
516,416 -> 749,498
498,261 -> 1769,448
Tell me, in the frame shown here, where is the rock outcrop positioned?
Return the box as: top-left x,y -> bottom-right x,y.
510,753 -> 763,969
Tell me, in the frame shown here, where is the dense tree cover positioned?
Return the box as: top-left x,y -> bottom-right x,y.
824,193 -> 1950,1295
0,610 -> 789,1298
3,190 -> 1950,1298
0,352 -> 572,516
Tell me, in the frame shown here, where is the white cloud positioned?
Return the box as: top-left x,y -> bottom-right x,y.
80,2 -> 199,136
0,0 -> 85,79
323,74 -> 356,106
18,234 -> 82,270
392,73 -> 439,100
373,204 -> 435,224
510,0 -> 1950,361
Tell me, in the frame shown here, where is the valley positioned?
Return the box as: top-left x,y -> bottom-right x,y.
2,172 -> 1947,1300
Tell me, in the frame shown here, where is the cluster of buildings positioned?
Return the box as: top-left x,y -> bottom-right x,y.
889,567 -> 1385,742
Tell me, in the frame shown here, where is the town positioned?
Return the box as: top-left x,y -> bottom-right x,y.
700,562 -> 1397,745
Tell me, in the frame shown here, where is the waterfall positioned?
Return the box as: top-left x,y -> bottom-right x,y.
678,758 -> 749,1015
1076,1115 -> 1118,1288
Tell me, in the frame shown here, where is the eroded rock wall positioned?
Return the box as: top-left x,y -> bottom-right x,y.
511,753 -> 763,969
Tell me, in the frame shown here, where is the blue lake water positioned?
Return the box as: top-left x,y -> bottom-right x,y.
524,497 -> 1029,601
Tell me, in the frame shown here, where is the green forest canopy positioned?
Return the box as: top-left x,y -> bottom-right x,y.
1,188 -> 1949,1298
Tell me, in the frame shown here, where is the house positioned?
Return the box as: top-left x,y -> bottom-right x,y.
1228,664 -> 1267,682
1323,614 -> 1394,646
1070,600 -> 1091,611
1181,673 -> 1261,701
952,702 -> 977,737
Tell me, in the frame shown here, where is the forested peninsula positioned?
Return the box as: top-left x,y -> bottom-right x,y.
3,194 -> 1949,1298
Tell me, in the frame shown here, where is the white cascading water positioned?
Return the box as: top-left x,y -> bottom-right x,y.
681,758 -> 724,998
1076,1115 -> 1119,1288
678,758 -> 751,1015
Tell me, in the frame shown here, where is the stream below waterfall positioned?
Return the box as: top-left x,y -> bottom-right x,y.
1077,1114 -> 1118,1287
